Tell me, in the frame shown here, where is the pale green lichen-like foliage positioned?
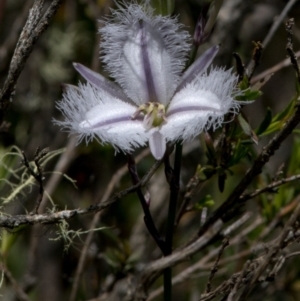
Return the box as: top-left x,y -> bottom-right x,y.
0,147 -> 66,205
50,218 -> 106,252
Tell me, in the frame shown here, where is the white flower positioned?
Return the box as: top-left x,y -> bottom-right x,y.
55,3 -> 241,160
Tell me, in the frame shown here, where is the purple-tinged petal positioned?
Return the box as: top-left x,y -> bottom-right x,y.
100,3 -> 191,106
162,67 -> 240,142
55,83 -> 147,153
163,90 -> 223,142
116,20 -> 176,105
175,45 -> 219,93
149,130 -> 166,160
73,63 -> 131,103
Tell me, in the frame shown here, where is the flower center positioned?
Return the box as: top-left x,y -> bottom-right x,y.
131,102 -> 167,129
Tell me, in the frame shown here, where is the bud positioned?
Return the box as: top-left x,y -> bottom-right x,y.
203,0 -> 223,39
193,14 -> 207,46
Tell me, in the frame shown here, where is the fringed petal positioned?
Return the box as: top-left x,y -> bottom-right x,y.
55,83 -> 147,153
162,68 -> 240,142
100,3 -> 190,105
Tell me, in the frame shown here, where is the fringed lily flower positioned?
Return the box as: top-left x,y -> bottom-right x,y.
55,3 -> 241,160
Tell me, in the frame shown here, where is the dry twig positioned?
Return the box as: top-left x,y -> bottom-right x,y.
205,237 -> 229,293
0,0 -> 64,122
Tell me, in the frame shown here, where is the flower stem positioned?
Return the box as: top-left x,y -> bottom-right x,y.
163,142 -> 182,301
127,155 -> 166,253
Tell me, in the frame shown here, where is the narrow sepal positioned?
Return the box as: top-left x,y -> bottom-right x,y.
176,45 -> 219,93
73,63 -> 131,103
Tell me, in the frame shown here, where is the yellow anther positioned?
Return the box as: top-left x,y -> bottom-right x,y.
131,102 -> 167,128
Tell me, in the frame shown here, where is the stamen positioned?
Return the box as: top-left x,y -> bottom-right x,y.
130,102 -> 167,129
131,104 -> 148,120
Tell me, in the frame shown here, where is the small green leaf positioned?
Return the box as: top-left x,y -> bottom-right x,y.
196,165 -> 216,180
237,114 -> 258,144
261,120 -> 282,136
236,89 -> 262,101
273,98 -> 295,122
238,76 -> 249,90
237,114 -> 251,136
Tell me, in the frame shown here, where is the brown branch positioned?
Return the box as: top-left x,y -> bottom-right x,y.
134,220 -> 224,300
248,41 -> 263,81
0,157 -> 161,229
246,0 -> 297,74
0,1 -> 34,73
226,260 -> 251,301
286,19 -> 300,84
146,201 -> 299,301
0,0 -> 64,122
262,0 -> 297,49
147,213 -> 257,301
251,50 -> 300,84
205,237 -> 229,293
240,173 -> 300,202
238,200 -> 300,299
198,230 -> 300,301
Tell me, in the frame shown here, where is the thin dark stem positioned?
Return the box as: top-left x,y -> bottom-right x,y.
127,154 -> 166,254
161,35 -> 197,300
165,142 -> 182,252
163,142 -> 183,301
163,268 -> 172,301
